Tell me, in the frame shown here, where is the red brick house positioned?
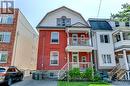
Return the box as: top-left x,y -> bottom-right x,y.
0,8 -> 38,75
37,6 -> 94,78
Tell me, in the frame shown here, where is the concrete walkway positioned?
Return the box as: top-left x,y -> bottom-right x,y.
112,81 -> 130,86
12,76 -> 58,86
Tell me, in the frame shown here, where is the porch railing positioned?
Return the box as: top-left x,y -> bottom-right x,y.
68,37 -> 90,46
69,62 -> 92,71
58,62 -> 92,80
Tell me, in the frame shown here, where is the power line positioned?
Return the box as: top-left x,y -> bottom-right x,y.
97,0 -> 102,18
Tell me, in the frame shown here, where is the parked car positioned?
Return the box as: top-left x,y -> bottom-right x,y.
0,66 -> 24,86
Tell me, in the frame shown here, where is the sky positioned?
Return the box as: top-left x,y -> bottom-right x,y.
15,0 -> 130,28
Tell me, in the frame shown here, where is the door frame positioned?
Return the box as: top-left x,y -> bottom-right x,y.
72,52 -> 79,68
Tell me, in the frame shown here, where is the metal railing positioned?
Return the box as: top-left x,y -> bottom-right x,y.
68,37 -> 90,46
58,62 -> 92,80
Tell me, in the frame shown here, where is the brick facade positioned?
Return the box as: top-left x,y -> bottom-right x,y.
0,9 -> 19,66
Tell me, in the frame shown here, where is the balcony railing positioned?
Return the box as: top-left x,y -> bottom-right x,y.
68,37 -> 90,46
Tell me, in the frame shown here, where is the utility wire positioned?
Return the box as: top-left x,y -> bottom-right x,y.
97,0 -> 102,18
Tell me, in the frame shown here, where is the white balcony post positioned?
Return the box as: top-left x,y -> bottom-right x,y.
123,50 -> 129,70
88,30 -> 91,46
66,30 -> 69,45
120,32 -> 123,41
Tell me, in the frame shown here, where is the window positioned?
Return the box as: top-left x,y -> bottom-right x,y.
0,51 -> 8,63
81,56 -> 86,62
123,33 -> 130,40
57,16 -> 71,26
0,32 -> 11,43
115,33 -> 121,42
102,54 -> 112,64
100,35 -> 110,43
50,51 -> 59,65
0,15 -> 13,24
7,68 -> 16,72
115,21 -> 119,27
125,22 -> 129,27
51,32 -> 59,44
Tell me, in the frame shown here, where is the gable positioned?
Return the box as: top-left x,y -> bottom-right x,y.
37,6 -> 89,28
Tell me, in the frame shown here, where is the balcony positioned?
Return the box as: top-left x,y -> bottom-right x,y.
113,32 -> 130,50
66,37 -> 93,52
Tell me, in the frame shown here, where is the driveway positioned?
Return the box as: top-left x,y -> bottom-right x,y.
12,76 -> 58,86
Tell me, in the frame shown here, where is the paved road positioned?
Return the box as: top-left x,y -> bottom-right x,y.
12,76 -> 58,86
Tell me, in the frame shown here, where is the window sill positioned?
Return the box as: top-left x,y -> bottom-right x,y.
50,42 -> 59,44
49,64 -> 59,66
0,62 -> 7,64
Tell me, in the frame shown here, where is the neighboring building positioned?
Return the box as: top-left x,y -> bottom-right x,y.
110,21 -> 130,80
37,6 -> 94,78
0,8 -> 38,75
89,19 -> 116,70
89,19 -> 130,80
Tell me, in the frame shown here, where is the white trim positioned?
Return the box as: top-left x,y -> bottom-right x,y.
81,56 -> 86,62
72,34 -> 78,45
50,32 -> 59,44
0,51 -> 8,63
50,51 -> 59,66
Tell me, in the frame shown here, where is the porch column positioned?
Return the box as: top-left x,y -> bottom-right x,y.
123,50 -> 129,70
120,32 -> 123,41
88,30 -> 91,46
66,30 -> 69,45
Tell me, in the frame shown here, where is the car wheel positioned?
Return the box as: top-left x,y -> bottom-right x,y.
19,75 -> 23,81
7,78 -> 12,86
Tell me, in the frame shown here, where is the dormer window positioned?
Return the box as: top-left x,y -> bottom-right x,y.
115,21 -> 119,27
57,16 -> 71,26
125,22 -> 129,27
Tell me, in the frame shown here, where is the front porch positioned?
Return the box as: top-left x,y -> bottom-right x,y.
67,52 -> 92,71
115,49 -> 130,80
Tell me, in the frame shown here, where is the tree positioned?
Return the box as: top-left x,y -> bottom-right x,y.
111,3 -> 130,22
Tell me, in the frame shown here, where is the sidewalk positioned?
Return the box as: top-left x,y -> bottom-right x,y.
12,76 -> 58,86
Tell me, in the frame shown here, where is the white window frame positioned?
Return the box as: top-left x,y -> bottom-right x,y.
51,32 -> 59,44
81,56 -> 86,62
0,32 -> 11,43
100,34 -> 110,43
0,51 -> 8,63
50,51 -> 59,66
102,54 -> 112,64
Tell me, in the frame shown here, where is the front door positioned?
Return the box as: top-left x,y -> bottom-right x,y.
72,34 -> 78,45
72,52 -> 79,68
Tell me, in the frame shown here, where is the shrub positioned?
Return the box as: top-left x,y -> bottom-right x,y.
80,72 -> 86,79
94,73 -> 101,81
84,67 -> 93,81
69,68 -> 80,80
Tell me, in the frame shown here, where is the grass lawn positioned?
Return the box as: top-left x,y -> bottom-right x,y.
58,81 -> 111,86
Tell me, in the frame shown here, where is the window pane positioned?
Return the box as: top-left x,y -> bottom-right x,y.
100,35 -> 104,43
0,16 -> 2,23
3,32 -> 11,43
0,51 -> 8,63
7,15 -> 13,24
0,33 -> 3,42
50,51 -> 58,65
102,55 -> 106,64
107,55 -> 111,63
51,32 -> 59,43
104,35 -> 109,43
82,56 -> 86,62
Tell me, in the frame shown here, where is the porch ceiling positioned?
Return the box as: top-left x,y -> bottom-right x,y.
66,27 -> 90,33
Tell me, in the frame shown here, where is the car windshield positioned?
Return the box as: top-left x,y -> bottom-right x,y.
0,68 -> 6,72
